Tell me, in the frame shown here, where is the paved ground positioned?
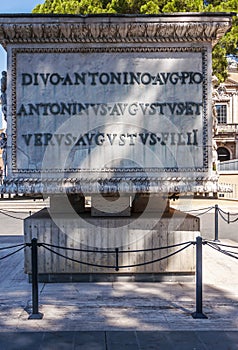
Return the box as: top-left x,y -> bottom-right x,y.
2,330 -> 238,349
0,197 -> 238,349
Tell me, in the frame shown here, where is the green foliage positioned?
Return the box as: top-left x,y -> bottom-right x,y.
140,1 -> 160,14
162,0 -> 204,13
32,0 -> 238,82
205,0 -> 238,12
212,45 -> 229,83
204,0 -> 238,82
33,0 -> 80,14
32,0 -> 194,15
106,0 -> 132,14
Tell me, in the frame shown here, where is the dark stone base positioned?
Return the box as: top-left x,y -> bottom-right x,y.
28,272 -> 195,283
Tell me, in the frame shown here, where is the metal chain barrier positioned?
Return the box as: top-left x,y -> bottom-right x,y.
41,241 -> 194,270
218,207 -> 238,224
1,236 -> 238,320
0,243 -> 26,260
0,209 -> 25,220
184,204 -> 238,222
0,208 -> 26,214
25,235 -> 238,320
184,204 -> 238,242
24,238 -> 196,319
0,242 -> 26,251
41,240 -> 193,253
185,206 -> 215,216
206,240 -> 238,260
0,203 -> 237,228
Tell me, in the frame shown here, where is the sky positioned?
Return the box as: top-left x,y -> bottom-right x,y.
0,1 -> 44,73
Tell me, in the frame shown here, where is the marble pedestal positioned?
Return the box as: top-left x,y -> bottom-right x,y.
24,201 -> 199,282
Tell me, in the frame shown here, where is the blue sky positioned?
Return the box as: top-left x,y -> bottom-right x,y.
0,1 -> 44,73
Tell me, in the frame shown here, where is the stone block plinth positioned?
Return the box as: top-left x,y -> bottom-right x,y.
24,207 -> 199,282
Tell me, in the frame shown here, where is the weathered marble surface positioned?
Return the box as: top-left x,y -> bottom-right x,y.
0,14 -> 233,194
24,207 -> 198,278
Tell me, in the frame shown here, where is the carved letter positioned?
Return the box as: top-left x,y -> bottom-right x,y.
22,73 -> 32,86
139,133 -> 149,145
22,134 -> 32,146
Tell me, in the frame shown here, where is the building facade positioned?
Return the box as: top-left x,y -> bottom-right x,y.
214,63 -> 238,162
213,59 -> 238,199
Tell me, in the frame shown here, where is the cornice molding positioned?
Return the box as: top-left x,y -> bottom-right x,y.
0,15 -> 232,47
1,176 -> 224,195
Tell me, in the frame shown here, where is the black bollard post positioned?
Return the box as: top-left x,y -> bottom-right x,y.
28,238 -> 43,319
214,204 -> 219,242
192,236 -> 208,319
115,248 -> 119,271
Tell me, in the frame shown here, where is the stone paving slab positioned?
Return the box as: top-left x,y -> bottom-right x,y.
1,240 -> 238,332
1,331 -> 238,349
1,282 -> 238,332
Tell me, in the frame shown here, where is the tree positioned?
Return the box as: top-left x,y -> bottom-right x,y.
32,0 -> 237,82
32,0 -> 206,14
203,0 -> 238,82
162,0 -> 204,13
33,0 -> 81,14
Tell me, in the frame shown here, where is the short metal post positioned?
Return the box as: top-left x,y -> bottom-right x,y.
214,204 -> 219,242
192,236 -> 208,319
29,238 -> 43,319
115,248 -> 119,271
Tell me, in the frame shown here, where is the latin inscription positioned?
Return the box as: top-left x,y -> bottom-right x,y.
17,101 -> 203,117
15,50 -> 206,171
22,130 -> 198,147
21,71 -> 203,87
